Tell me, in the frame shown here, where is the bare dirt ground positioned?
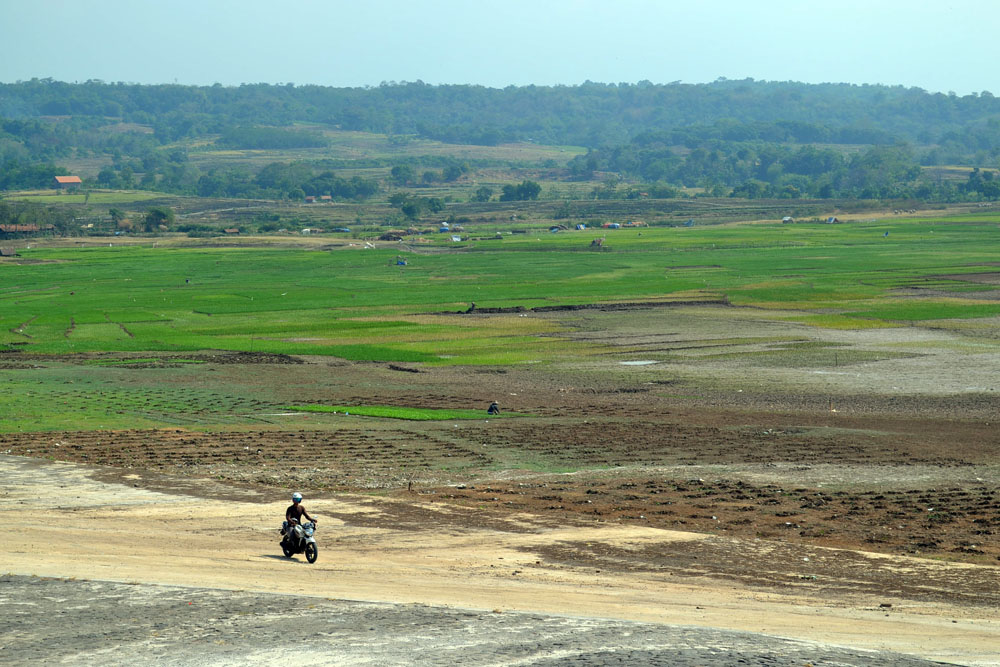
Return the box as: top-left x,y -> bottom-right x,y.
1,454 -> 996,665
2,307 -> 999,664
0,576 -> 950,667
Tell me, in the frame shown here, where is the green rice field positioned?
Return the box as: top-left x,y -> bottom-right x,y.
3,215 -> 1000,364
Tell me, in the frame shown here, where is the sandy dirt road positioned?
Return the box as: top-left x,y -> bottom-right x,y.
2,454 -> 997,665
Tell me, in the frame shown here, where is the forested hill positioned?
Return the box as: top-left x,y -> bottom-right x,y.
2,78 -> 1000,151
4,79 -> 1000,202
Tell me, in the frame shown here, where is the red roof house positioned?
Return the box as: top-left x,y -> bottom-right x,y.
54,175 -> 83,188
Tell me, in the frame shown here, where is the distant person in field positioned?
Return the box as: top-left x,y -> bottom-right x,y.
282,492 -> 316,542
487,401 -> 500,415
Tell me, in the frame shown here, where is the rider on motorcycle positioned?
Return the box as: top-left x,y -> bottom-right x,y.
282,492 -> 316,542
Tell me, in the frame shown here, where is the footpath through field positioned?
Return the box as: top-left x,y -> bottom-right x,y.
1,454 -> 997,665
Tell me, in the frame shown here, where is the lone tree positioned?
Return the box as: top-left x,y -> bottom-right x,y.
143,206 -> 174,232
390,165 -> 414,186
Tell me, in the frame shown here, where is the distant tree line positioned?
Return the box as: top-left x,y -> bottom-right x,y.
4,79 -> 1000,202
4,78 -> 1000,155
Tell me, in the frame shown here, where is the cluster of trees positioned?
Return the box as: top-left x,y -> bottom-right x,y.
499,180 -> 542,201
387,193 -> 445,220
960,167 -> 1000,199
0,200 -> 77,235
389,161 -> 469,186
571,137 -> 959,200
197,161 -> 378,200
1,115 -> 161,163
90,157 -> 380,201
0,160 -> 71,190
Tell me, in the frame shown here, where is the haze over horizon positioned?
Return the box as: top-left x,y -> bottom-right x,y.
1,0 -> 997,96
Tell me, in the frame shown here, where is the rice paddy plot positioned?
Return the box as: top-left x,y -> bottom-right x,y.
0,369 -> 281,433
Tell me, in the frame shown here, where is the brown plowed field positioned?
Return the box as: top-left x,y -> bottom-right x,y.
2,387 -> 997,565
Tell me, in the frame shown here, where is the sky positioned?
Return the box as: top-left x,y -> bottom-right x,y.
1,1 -> 996,95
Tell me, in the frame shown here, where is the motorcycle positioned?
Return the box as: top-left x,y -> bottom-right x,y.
280,519 -> 318,563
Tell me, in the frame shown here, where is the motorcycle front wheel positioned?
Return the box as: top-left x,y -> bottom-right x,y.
305,542 -> 318,564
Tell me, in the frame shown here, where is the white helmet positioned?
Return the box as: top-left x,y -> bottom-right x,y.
292,492 -> 303,503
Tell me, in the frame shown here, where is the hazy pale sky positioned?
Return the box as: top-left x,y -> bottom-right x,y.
1,1 -> 995,94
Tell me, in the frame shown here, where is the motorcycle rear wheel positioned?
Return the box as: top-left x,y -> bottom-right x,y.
281,540 -> 294,558
305,542 -> 318,564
